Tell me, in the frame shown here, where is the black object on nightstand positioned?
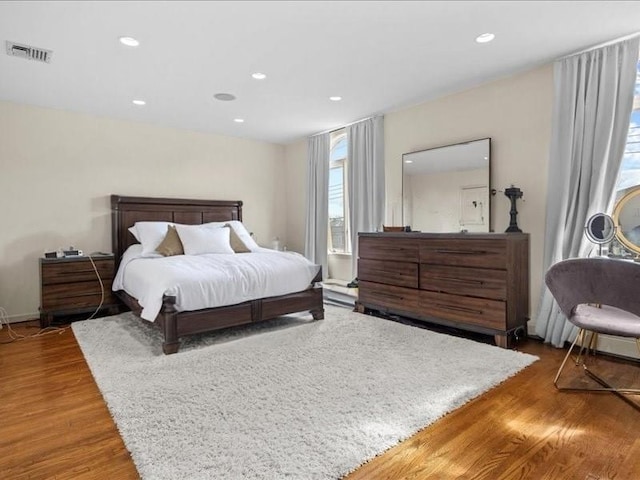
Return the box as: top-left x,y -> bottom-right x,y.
39,254 -> 119,328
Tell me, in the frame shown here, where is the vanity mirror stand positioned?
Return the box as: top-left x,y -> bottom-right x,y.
585,213 -> 616,257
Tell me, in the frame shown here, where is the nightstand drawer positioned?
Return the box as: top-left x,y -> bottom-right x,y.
41,280 -> 115,310
41,259 -> 114,285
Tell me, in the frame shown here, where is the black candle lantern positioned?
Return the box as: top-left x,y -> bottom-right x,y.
504,186 -> 523,233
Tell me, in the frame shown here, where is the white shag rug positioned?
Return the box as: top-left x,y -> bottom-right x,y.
72,305 -> 537,480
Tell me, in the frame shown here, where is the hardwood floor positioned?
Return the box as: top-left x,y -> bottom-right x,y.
1,319 -> 639,480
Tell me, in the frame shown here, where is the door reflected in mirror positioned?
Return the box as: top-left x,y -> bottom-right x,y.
402,138 -> 491,232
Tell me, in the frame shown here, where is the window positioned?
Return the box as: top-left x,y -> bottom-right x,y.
615,58 -> 640,196
609,58 -> 640,255
328,131 -> 350,253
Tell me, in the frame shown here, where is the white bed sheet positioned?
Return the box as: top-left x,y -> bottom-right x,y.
113,245 -> 320,321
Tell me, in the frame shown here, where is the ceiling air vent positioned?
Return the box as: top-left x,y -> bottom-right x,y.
5,41 -> 52,63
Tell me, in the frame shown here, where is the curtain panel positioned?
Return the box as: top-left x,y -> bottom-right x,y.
536,36 -> 639,347
347,116 -> 385,277
304,133 -> 330,279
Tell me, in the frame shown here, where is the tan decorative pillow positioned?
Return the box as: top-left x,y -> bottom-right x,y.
225,223 -> 251,253
156,225 -> 184,257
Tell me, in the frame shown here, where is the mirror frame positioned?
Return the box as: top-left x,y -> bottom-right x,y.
402,138 -> 491,232
612,185 -> 640,255
584,213 -> 616,244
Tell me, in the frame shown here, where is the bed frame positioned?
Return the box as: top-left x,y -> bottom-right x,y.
111,195 -> 324,354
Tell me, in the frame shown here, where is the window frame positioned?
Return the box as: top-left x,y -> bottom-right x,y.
328,130 -> 350,254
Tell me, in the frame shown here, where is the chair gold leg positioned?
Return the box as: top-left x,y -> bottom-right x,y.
554,330 -> 640,408
554,329 -> 583,387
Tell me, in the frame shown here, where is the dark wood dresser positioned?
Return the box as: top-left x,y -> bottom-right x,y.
356,232 -> 529,348
39,254 -> 119,327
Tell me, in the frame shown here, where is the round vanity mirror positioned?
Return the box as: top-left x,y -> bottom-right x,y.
585,213 -> 616,245
612,185 -> 640,255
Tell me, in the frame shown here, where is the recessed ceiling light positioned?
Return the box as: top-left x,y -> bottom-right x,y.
404,160 -> 413,164
251,72 -> 266,80
329,96 -> 342,102
475,33 -> 495,44
214,93 -> 236,101
132,99 -> 146,106
234,118 -> 245,123
119,36 -> 140,47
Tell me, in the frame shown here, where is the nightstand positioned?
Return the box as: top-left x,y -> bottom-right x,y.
39,254 -> 119,328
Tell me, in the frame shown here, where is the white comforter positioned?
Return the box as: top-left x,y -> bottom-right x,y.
113,245 -> 320,321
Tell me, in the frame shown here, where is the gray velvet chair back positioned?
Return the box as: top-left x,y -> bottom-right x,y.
545,257 -> 640,319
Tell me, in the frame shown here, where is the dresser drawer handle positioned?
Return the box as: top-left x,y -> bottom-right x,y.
375,291 -> 405,301
56,270 -> 95,275
435,303 -> 483,315
431,276 -> 483,285
434,249 -> 488,255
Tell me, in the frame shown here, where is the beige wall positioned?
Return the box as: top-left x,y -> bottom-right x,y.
284,64 -> 554,327
0,100 -> 286,321
283,139 -> 308,254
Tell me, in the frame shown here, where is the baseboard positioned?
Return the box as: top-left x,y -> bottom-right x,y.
595,335 -> 640,360
527,321 -> 639,361
2,311 -> 39,324
323,289 -> 356,309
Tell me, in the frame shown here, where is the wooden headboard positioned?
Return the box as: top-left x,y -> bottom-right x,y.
111,195 -> 243,262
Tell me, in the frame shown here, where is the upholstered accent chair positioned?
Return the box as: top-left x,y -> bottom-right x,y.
545,257 -> 640,407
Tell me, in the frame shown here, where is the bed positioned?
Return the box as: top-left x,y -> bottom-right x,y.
111,195 -> 324,354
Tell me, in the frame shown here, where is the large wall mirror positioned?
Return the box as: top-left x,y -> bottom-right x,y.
612,185 -> 640,255
402,138 -> 491,232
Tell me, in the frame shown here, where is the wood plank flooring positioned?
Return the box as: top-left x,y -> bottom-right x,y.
1,319 -> 639,480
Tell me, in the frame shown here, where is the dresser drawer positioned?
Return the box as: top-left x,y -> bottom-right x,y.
420,290 -> 506,330
41,259 -> 114,285
419,238 -> 507,269
359,236 -> 419,262
41,280 -> 115,310
359,259 -> 418,288
420,264 -> 507,300
358,281 -> 420,314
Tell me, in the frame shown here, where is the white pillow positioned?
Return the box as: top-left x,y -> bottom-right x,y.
225,221 -> 260,251
176,224 -> 234,255
134,221 -> 176,257
128,226 -> 140,242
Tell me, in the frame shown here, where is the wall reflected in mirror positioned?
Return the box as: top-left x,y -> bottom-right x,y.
612,185 -> 640,256
402,138 -> 491,232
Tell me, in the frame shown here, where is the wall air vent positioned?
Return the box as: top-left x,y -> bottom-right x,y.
5,41 -> 52,63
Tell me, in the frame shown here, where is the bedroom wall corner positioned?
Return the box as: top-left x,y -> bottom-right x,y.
283,138 -> 308,255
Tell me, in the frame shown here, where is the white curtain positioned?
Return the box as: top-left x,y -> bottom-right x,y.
347,116 -> 385,276
304,133 -> 330,279
536,37 -> 639,347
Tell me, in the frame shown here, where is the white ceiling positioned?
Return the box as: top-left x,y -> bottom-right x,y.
1,1 -> 640,145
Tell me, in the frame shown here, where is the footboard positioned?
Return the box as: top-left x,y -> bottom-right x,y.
157,284 -> 323,354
